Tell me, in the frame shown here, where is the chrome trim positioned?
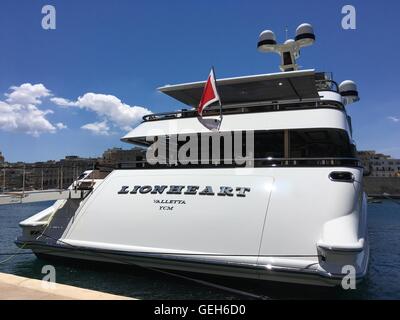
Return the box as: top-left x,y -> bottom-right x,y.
15,240 -> 367,283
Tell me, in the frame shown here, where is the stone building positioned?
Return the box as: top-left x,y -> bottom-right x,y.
1,156 -> 98,192
357,150 -> 376,176
57,156 -> 99,187
100,147 -> 146,168
358,150 -> 400,177
0,148 -> 147,192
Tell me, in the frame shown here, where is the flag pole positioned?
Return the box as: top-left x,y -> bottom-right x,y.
212,66 -> 223,130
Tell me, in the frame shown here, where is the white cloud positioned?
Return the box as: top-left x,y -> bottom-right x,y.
81,121 -> 110,136
5,83 -> 51,105
55,122 -> 67,130
0,83 -> 62,137
50,97 -> 76,107
52,92 -> 152,132
387,116 -> 400,123
0,83 -> 152,137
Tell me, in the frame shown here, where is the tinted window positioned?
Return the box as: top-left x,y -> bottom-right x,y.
139,128 -> 356,168
289,129 -> 355,158
254,131 -> 284,159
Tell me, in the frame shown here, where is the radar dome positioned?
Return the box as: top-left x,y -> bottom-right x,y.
257,30 -> 277,52
295,23 -> 315,46
284,39 -> 295,45
339,80 -> 360,104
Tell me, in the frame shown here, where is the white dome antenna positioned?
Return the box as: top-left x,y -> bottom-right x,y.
295,23 -> 315,47
257,23 -> 316,72
257,30 -> 277,52
339,80 -> 360,105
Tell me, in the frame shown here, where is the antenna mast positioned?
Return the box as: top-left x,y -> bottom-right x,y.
257,23 -> 316,72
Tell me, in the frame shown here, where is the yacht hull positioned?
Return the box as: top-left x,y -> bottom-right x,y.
16,239 -> 369,287
16,167 -> 369,287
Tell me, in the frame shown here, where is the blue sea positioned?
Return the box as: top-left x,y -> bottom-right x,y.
0,200 -> 399,299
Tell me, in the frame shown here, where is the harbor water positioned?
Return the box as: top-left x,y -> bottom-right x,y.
0,200 -> 399,299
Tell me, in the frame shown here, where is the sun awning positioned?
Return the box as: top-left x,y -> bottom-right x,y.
158,69 -> 320,107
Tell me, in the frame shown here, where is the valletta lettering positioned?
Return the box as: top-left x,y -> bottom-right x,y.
154,199 -> 186,211
154,199 -> 186,205
117,185 -> 251,197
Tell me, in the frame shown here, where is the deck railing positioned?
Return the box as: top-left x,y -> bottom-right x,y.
0,163 -> 97,193
99,157 -> 362,170
142,100 -> 344,122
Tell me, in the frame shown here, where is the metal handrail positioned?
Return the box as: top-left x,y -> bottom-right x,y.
0,162 -> 97,193
142,101 -> 344,122
96,157 -> 361,170
102,157 -> 359,164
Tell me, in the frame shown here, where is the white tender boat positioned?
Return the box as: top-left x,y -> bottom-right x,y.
15,24 -> 369,286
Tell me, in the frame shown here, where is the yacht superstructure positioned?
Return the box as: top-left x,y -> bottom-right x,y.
14,23 -> 369,286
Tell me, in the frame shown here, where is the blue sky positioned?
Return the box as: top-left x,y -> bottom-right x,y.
0,0 -> 399,162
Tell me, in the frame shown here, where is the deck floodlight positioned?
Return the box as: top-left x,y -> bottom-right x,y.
257,23 -> 316,72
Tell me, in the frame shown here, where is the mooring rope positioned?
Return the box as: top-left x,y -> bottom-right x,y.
0,243 -> 27,264
144,266 -> 271,300
22,232 -> 271,300
0,251 -> 32,256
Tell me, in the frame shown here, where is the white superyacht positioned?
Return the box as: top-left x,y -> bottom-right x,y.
15,24 -> 369,286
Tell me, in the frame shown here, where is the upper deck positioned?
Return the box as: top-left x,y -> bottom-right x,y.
158,69 -> 339,108
141,69 -> 343,123
122,69 -> 350,144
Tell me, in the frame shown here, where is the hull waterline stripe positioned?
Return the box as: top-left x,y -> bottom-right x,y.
15,238 -> 364,282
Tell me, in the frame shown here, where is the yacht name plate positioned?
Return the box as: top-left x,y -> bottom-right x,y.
117,185 -> 251,197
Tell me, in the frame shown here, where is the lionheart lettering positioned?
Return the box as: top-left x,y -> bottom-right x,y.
117,185 -> 251,197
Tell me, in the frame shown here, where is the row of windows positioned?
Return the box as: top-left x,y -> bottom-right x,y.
371,161 -> 400,166
373,167 -> 400,172
140,128 -> 357,167
247,129 -> 356,159
371,173 -> 400,177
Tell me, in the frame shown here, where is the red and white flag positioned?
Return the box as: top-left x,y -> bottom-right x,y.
197,68 -> 221,117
